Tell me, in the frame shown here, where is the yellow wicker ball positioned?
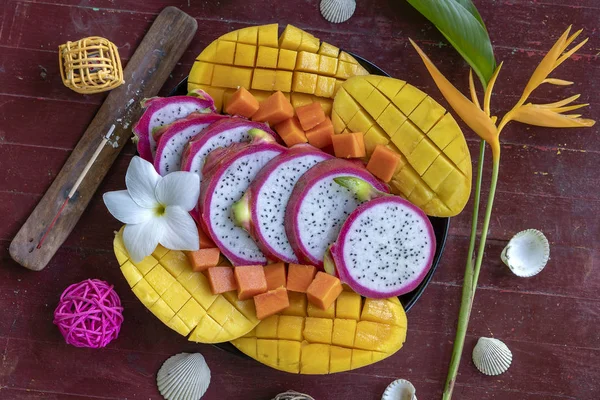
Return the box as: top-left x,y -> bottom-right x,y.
58,36 -> 124,94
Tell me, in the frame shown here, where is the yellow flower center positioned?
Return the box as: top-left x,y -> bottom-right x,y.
155,204 -> 166,217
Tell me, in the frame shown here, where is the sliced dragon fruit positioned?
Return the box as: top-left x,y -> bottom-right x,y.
199,139 -> 286,266
285,158 -> 389,269
153,113 -> 228,175
328,177 -> 436,298
181,119 -> 278,221
133,89 -> 216,162
232,145 -> 333,263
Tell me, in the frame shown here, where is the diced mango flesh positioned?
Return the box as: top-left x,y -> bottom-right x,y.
332,75 -> 472,217
189,24 -> 369,111
114,229 -> 259,344
232,288 -> 406,375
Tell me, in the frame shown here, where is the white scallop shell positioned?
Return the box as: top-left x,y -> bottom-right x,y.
501,229 -> 549,277
472,337 -> 512,376
320,0 -> 356,23
381,379 -> 417,400
157,353 -> 211,400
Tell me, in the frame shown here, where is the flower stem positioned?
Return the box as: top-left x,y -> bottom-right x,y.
442,148 -> 501,400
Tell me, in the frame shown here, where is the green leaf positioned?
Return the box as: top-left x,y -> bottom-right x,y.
406,0 -> 496,86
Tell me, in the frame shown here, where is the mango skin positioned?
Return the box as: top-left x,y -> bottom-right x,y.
114,228 -> 260,343
231,289 -> 407,374
188,24 -> 369,112
332,75 -> 472,217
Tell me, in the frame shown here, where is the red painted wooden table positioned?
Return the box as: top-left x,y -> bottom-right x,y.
1,1 -> 598,399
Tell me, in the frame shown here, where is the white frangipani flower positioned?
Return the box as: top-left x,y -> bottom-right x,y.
104,156 -> 200,262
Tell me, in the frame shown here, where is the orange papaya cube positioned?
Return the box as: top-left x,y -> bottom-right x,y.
186,248 -> 221,272
332,132 -> 366,158
234,265 -> 268,300
274,117 -> 308,147
295,102 -> 326,131
366,144 -> 402,183
206,267 -> 237,294
305,117 -> 334,149
254,287 -> 290,320
224,87 -> 259,118
307,272 -> 343,310
252,91 -> 294,125
264,263 -> 287,290
287,264 -> 317,293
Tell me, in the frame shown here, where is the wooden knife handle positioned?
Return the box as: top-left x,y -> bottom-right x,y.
9,7 -> 198,271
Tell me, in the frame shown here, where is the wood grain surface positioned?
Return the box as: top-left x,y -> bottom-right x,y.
0,0 -> 598,399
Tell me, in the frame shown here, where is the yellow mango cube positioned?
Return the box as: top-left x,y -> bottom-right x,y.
207,296 -> 236,326
279,24 -> 302,51
427,113 -> 461,150
362,298 -> 407,327
132,279 -> 160,308
407,138 -> 439,175
189,277 -> 218,309
214,40 -> 236,64
251,68 -> 276,91
278,340 -> 301,373
318,41 -> 340,57
344,77 -> 375,101
335,61 -> 359,79
189,314 -> 222,343
211,65 -> 233,88
290,92 -> 314,108
377,104 -> 407,135
351,349 -> 373,369
281,291 -> 307,316
256,46 -> 279,68
422,155 -> 455,190
219,30 -> 237,42
314,75 -> 336,98
303,317 -> 333,344
234,337 -> 257,359
295,51 -> 320,73
166,315 -> 191,336
307,301 -> 335,319
150,298 -> 175,323
256,315 -> 279,339
347,110 -> 375,134
234,43 -> 257,67
444,135 -> 470,165
332,318 -> 357,347
223,291 -> 260,324
408,183 -> 434,205
391,167 -> 420,198
292,72 -> 318,94
145,264 -> 176,296
393,84 -> 427,115
330,346 -> 352,373
189,61 -> 214,85
278,315 -> 304,341
390,121 -> 424,156
258,23 -> 278,47
363,126 -> 390,157
134,254 -> 158,275
161,281 -> 191,313
331,110 -> 346,133
120,261 -> 143,287
334,89 -> 360,124
238,26 -> 258,45
257,339 -> 278,367
316,98 -> 333,116
197,40 -> 217,62
335,291 -> 362,320
298,33 -> 320,53
274,70 -> 293,92
318,55 -> 338,76
160,250 -> 190,278
409,96 -> 446,132
177,298 -> 206,330
377,77 -> 407,100
114,247 -> 128,266
300,343 -> 330,374
230,66 -> 253,88
363,89 -> 390,120
277,49 -> 297,70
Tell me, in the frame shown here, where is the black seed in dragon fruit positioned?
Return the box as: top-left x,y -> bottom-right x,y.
232,145 -> 332,263
132,89 -> 216,162
328,177 -> 436,298
285,158 -> 388,269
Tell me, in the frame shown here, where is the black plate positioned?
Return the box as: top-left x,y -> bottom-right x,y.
169,54 -> 449,353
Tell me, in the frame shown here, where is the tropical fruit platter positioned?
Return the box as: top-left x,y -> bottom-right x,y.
108,23 -> 472,375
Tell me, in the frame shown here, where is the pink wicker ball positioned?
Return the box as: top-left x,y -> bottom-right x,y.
53,279 -> 124,348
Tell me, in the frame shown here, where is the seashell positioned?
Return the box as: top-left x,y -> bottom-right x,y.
472,337 -> 512,376
381,379 -> 417,400
157,352 -> 211,400
320,0 -> 356,23
501,229 -> 549,277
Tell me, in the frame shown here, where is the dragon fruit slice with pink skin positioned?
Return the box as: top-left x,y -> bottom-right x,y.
153,113 -> 228,175
133,89 -> 216,161
327,176 -> 436,298
181,119 -> 278,222
199,138 -> 287,266
285,158 -> 389,269
232,145 -> 333,263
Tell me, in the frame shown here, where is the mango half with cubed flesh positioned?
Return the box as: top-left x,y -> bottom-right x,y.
332,75 -> 472,217
231,290 -> 407,374
188,23 -> 369,113
113,228 -> 259,343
